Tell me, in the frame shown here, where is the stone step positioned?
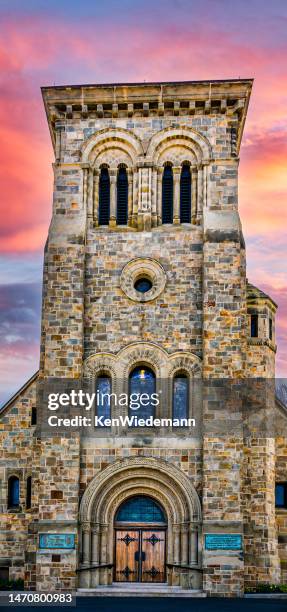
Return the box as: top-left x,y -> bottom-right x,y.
77,585 -> 206,598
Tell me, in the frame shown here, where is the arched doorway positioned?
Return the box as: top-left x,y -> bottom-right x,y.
79,457 -> 202,589
114,495 -> 167,583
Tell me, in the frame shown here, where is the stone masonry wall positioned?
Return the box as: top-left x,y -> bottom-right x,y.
84,226 -> 203,357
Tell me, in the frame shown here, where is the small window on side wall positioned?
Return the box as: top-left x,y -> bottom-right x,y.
96,375 -> 112,420
269,317 -> 273,341
31,406 -> 37,426
250,314 -> 258,338
26,476 -> 32,509
275,483 -> 287,508
8,476 -> 20,509
173,374 -> 189,421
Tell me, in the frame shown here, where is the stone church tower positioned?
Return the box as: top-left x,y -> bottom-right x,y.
1,80 -> 286,597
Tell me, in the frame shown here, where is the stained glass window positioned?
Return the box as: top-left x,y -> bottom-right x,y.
116,496 -> 166,523
173,374 -> 189,420
96,375 -> 112,420
129,366 -> 156,419
8,476 -> 20,509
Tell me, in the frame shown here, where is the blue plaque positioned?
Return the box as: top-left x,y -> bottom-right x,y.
205,533 -> 242,551
39,533 -> 75,549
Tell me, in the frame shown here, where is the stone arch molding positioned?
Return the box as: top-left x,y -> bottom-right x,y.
146,126 -> 212,165
79,456 -> 201,524
78,453 -> 202,587
81,127 -> 144,166
84,341 -> 202,381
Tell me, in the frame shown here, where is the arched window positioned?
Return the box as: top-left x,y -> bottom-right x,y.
180,163 -> 191,223
129,366 -> 156,419
31,406 -> 37,426
173,374 -> 189,420
162,164 -> 173,224
26,476 -> 32,509
96,375 -> 112,420
8,476 -> 20,509
115,495 -> 166,524
99,166 -> 110,225
117,166 -> 128,225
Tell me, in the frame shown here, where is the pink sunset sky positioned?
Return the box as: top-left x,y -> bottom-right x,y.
0,0 -> 286,404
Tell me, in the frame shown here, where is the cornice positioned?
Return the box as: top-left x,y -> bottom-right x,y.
41,79 -> 253,155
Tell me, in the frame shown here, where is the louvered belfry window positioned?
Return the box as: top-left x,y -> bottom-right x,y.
117,166 -> 128,225
180,163 -> 191,223
99,167 -> 110,225
162,164 -> 173,224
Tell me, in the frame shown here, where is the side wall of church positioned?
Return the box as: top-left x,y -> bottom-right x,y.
0,381 -> 37,584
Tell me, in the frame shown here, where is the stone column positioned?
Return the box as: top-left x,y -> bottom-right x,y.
132,169 -> 138,227
127,168 -> 133,226
82,522 -> 91,566
189,525 -> 198,565
100,524 -> 109,585
109,169 -> 117,227
91,524 -> 100,564
173,166 -> 181,224
181,524 -> 189,565
191,168 -> 198,224
100,524 -> 108,564
93,169 -> 99,226
151,167 -> 158,227
197,164 -> 203,223
81,163 -> 89,212
173,524 -> 181,564
157,167 -> 163,225
137,166 -> 152,230
91,524 -> 100,587
87,167 -> 94,220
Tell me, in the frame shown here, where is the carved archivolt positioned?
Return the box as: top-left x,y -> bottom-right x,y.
146,126 -> 212,165
79,456 -> 202,525
93,146 -> 132,170
81,127 -> 143,165
83,342 -> 202,381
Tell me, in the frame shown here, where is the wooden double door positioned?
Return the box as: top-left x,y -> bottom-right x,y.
115,529 -> 166,583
